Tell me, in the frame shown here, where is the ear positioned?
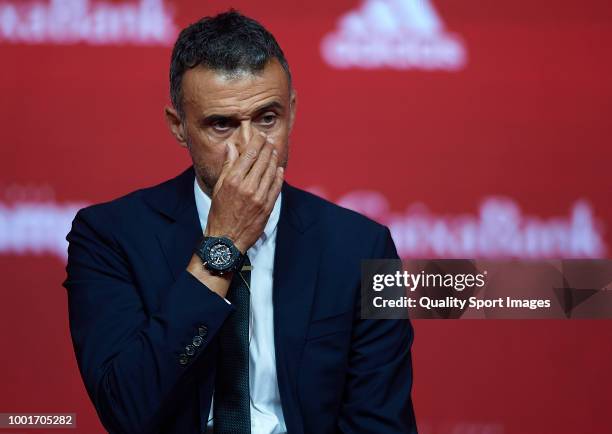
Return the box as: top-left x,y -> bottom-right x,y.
164,106 -> 188,148
288,89 -> 297,133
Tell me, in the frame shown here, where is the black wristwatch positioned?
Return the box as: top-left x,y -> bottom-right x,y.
195,236 -> 245,275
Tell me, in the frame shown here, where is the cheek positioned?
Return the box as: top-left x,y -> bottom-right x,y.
203,130 -> 226,146
271,139 -> 289,167
271,141 -> 285,155
187,131 -> 227,165
267,121 -> 290,146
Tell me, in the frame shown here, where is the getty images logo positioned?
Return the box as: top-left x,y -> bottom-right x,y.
321,0 -> 466,70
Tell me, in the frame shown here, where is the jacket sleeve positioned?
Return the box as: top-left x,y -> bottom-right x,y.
338,226 -> 418,434
63,206 -> 234,434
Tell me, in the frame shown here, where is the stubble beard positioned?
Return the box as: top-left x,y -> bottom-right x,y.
187,134 -> 290,198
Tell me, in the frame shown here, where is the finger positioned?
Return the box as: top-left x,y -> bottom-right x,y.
244,141 -> 275,189
264,166 -> 284,210
227,142 -> 239,165
254,146 -> 279,201
214,142 -> 238,192
230,131 -> 267,178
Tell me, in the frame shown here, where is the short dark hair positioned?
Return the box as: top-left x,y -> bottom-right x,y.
169,9 -> 292,118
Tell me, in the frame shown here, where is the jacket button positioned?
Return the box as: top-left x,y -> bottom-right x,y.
185,344 -> 195,356
198,325 -> 208,337
178,354 -> 189,366
192,335 -> 203,347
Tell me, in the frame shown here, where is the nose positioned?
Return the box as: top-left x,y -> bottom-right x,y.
233,120 -> 254,152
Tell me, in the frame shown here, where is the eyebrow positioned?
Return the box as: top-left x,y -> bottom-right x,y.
200,101 -> 284,125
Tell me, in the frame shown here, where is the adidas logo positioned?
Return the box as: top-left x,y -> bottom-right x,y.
321,0 -> 467,70
0,0 -> 176,45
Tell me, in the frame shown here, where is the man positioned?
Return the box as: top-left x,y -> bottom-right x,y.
64,10 -> 417,434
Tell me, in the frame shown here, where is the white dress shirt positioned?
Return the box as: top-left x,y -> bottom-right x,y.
193,177 -> 287,434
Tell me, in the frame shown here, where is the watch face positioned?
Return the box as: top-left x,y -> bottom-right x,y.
200,236 -> 241,273
208,242 -> 233,267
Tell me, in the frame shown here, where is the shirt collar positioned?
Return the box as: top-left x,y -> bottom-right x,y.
193,176 -> 282,248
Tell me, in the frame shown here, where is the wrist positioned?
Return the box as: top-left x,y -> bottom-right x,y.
202,226 -> 248,254
187,253 -> 233,297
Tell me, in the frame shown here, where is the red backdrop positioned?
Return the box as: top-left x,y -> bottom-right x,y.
1,0 -> 611,432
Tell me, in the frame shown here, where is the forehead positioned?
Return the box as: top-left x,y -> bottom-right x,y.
181,59 -> 290,116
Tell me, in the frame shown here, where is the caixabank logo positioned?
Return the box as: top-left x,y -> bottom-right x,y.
321,0 -> 467,70
0,186 -> 605,261
0,0 -> 175,45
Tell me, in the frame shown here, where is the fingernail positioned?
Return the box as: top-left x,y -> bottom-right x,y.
272,149 -> 278,156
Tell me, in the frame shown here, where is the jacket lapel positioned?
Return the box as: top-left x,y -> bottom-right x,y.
157,204 -> 202,281
144,165 -> 202,281
273,183 -> 320,434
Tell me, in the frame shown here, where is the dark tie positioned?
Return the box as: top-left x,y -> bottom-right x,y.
214,255 -> 251,434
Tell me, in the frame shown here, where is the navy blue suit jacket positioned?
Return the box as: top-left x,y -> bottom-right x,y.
63,166 -> 417,434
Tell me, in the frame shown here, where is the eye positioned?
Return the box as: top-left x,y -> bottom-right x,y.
258,113 -> 277,127
211,119 -> 231,133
